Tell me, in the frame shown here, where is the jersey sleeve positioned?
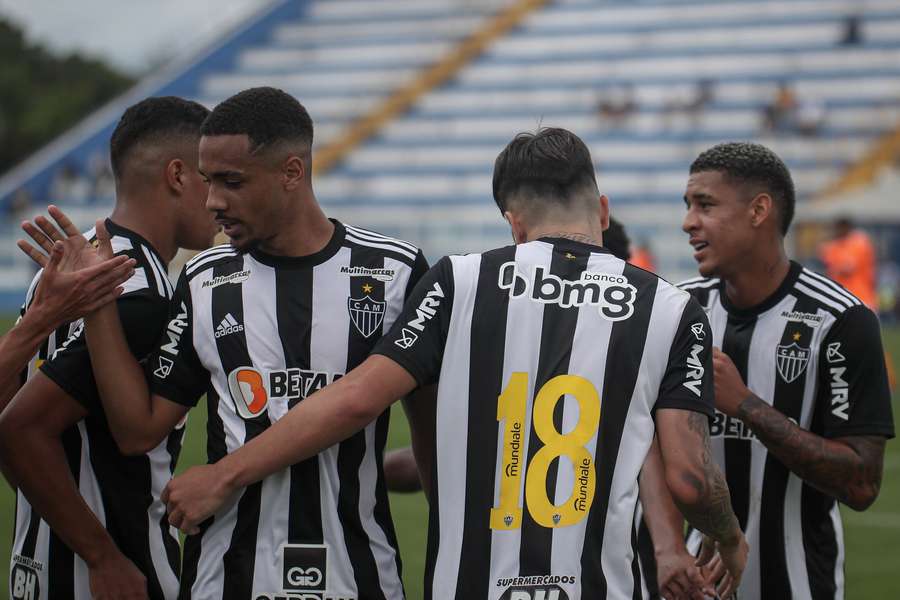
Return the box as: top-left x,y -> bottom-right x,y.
39,292 -> 169,413
148,270 -> 208,407
372,256 -> 454,387
655,296 -> 715,417
815,305 -> 894,439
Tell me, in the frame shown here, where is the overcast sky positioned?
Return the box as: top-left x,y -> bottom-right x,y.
0,0 -> 266,74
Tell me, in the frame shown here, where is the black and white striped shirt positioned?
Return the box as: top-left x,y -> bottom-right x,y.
11,219 -> 183,600
373,238 -> 715,600
149,220 -> 427,600
680,261 -> 894,600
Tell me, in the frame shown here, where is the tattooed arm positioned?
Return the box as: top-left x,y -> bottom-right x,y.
737,396 -> 884,510
714,348 -> 886,511
657,408 -> 748,598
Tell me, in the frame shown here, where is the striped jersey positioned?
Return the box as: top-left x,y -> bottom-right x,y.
149,220 -> 427,600
680,261 -> 894,600
373,237 -> 715,600
11,219 -> 183,600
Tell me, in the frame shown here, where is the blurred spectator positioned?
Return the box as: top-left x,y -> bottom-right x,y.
818,217 -> 878,309
630,240 -> 656,272
878,259 -> 900,323
839,12 -> 863,46
50,163 -> 90,204
762,82 -> 798,133
795,97 -> 826,136
597,83 -> 637,126
88,152 -> 115,201
662,78 -> 715,129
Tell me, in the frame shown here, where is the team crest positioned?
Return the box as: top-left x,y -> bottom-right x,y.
348,295 -> 385,338
776,342 -> 810,383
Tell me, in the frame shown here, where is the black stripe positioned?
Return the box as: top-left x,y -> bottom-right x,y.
212,257 -> 271,600
760,301 -> 816,599
801,486 -> 839,598
162,428 -> 185,580
18,499 -> 41,565
423,423 -> 441,600
453,246 -> 515,598
519,246 -> 590,575
336,247 -> 390,598
84,416 -> 168,600
46,426 -> 81,596
636,516 -> 659,599
721,315 -> 757,532
581,264 -> 658,597
274,263 -> 323,545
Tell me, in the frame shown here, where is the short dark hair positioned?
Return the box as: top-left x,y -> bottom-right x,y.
200,87 -> 314,154
492,127 -> 598,213
109,96 -> 209,179
604,217 -> 631,260
690,142 -> 795,235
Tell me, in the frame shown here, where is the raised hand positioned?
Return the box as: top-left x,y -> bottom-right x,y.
17,207 -> 135,327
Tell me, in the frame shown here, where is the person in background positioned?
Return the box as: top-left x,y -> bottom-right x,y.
819,216 -> 878,310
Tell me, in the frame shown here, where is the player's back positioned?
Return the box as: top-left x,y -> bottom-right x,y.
389,237 -> 710,600
11,220 -> 182,600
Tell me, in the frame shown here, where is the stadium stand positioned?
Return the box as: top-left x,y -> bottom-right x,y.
3,0 -> 900,308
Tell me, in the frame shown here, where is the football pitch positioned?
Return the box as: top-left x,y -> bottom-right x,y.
0,323 -> 897,599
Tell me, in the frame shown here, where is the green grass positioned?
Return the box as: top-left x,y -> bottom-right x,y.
0,320 -> 897,599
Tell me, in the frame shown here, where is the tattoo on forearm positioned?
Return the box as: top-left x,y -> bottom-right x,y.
737,394 -> 885,510
677,412 -> 740,544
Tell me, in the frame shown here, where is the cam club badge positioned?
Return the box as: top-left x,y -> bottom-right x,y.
776,342 -> 810,383
348,294 -> 385,338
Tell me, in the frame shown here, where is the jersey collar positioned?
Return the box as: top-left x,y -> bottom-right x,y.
248,219 -> 346,268
717,260 -> 803,319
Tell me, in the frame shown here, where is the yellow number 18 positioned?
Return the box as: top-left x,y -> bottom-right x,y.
490,372 -> 601,530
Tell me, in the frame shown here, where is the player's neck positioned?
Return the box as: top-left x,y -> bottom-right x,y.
109,200 -> 177,264
258,194 -> 335,257
722,246 -> 791,310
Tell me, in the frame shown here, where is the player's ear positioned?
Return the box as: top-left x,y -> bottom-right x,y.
749,192 -> 774,229
505,210 -> 528,244
598,194 -> 610,231
165,159 -> 186,195
282,155 -> 305,191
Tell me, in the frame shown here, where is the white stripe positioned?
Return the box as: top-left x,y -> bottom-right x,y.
146,438 -> 180,599
185,244 -> 235,268
802,269 -> 861,306
145,245 -> 174,297
74,421 -> 104,597
345,224 -> 418,254
109,233 -> 133,253
798,274 -> 855,308
383,257 -> 414,333
830,502 -> 845,600
185,249 -> 238,276
486,243 -> 549,599
678,279 -> 720,290
784,472 -> 814,599
551,250 -> 617,600
795,282 -> 848,313
141,245 -> 167,297
431,253 -> 480,597
345,231 -> 417,261
600,278 -> 689,599
188,267 -> 240,598
310,247 -> 359,597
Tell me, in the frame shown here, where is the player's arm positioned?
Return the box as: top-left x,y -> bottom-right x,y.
165,354 -> 419,532
0,373 -> 148,598
164,257 -> 454,532
714,305 -> 893,511
83,301 -> 189,455
639,436 -> 713,600
655,297 -> 747,598
0,219 -> 135,406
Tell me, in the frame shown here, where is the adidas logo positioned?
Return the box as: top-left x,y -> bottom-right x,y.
215,313 -> 244,339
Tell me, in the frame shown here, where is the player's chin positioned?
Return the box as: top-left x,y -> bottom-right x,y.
696,257 -> 718,278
